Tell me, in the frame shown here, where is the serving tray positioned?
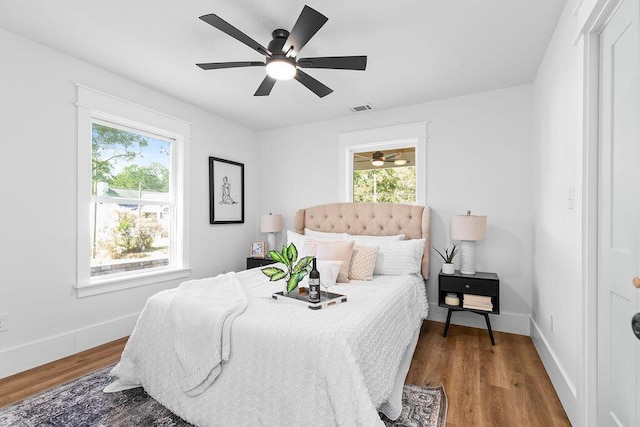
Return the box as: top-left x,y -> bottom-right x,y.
272,287 -> 347,310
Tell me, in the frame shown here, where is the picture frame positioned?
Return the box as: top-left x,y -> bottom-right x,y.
209,157 -> 244,224
250,241 -> 266,258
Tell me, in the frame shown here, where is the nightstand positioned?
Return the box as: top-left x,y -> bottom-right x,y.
246,257 -> 276,270
438,270 -> 500,345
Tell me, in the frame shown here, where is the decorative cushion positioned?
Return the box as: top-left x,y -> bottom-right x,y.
301,260 -> 343,288
287,230 -> 339,258
315,240 -> 355,283
304,228 -> 348,240
373,239 -> 425,276
348,245 -> 379,281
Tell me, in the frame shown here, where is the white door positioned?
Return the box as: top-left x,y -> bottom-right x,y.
598,0 -> 640,425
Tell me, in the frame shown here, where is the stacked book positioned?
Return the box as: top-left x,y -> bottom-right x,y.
463,294 -> 493,311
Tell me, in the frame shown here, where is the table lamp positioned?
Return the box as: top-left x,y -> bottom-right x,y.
451,210 -> 487,275
260,213 -> 283,254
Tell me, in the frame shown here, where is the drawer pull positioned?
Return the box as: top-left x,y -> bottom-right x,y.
465,284 -> 470,289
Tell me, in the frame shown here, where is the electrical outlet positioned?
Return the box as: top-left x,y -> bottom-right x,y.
0,313 -> 8,332
550,314 -> 554,333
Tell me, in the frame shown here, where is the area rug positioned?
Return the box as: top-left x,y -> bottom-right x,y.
0,366 -> 447,427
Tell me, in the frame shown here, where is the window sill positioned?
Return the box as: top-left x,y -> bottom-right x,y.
75,267 -> 192,298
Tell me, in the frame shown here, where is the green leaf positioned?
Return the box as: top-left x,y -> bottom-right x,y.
293,256 -> 313,274
288,243 -> 298,264
261,267 -> 286,281
287,274 -> 301,293
269,250 -> 285,264
281,246 -> 291,266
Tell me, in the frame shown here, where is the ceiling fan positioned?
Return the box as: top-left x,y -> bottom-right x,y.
355,151 -> 409,167
196,5 -> 367,97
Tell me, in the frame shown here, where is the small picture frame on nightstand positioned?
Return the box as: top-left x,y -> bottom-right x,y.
250,241 -> 266,258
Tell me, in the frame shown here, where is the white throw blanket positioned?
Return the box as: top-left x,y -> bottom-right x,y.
170,272 -> 248,396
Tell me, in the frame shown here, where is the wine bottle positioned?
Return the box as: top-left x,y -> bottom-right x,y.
308,257 -> 321,303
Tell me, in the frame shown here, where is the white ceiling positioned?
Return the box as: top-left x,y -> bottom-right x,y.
0,1 -> 566,131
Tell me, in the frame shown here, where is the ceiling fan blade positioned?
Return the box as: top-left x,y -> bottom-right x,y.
294,69 -> 333,97
197,61 -> 265,70
283,5 -> 328,57
254,76 -> 277,96
297,56 -> 367,70
199,14 -> 271,56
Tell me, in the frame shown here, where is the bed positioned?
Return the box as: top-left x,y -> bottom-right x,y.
108,202 -> 431,426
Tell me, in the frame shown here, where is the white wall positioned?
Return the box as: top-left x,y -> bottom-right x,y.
531,0 -> 587,424
0,28 -> 259,377
258,85 -> 534,335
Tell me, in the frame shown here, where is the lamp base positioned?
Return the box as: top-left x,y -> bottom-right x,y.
459,240 -> 476,275
266,233 -> 277,255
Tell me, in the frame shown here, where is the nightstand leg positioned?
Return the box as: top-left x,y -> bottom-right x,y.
443,308 -> 453,337
484,313 -> 495,345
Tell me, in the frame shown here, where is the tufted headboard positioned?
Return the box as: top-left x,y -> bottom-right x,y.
294,202 -> 431,280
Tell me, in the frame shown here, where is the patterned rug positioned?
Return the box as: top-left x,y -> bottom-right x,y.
0,366 -> 447,427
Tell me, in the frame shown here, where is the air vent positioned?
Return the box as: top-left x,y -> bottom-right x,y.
348,104 -> 373,113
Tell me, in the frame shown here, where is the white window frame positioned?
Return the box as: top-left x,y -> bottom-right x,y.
338,122 -> 428,205
75,85 -> 191,297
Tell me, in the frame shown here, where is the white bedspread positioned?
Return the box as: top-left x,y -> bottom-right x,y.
109,269 -> 428,426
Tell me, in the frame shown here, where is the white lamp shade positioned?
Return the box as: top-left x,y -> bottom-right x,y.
260,214 -> 283,233
452,214 -> 487,241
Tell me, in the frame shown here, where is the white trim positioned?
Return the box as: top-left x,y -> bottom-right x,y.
338,122 -> 428,205
531,318 -> 578,425
579,1 -> 624,426
427,303 -> 530,336
76,85 -> 191,296
0,312 -> 140,379
75,267 -> 191,298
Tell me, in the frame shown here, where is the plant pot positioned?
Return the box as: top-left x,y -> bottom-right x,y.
442,263 -> 455,275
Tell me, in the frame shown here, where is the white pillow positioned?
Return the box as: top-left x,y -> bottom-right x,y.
374,239 -> 425,276
347,234 -> 405,243
286,230 -> 307,254
304,228 -> 348,240
300,260 -> 343,288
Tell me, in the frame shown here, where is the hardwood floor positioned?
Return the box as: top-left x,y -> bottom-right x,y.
406,321 -> 571,426
0,321 -> 570,426
0,337 -> 127,408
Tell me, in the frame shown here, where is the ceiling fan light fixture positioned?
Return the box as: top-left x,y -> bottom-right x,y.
372,159 -> 385,167
266,58 -> 297,80
394,158 -> 407,166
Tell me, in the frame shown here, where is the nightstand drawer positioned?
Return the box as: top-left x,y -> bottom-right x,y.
439,275 -> 499,297
246,257 -> 276,270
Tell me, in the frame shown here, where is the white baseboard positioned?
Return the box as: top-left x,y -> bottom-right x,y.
427,302 -> 531,335
530,318 -> 578,425
0,312 -> 139,379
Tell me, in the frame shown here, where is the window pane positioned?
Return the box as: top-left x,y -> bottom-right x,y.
353,148 -> 416,203
90,202 -> 171,277
90,121 -> 173,278
92,122 -> 171,198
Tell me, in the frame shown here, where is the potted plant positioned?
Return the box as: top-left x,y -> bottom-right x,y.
434,244 -> 458,274
261,243 -> 314,294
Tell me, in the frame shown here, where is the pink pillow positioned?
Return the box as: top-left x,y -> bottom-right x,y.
315,240 -> 355,283
349,245 -> 379,281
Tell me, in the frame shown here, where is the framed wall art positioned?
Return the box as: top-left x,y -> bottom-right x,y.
209,156 -> 244,224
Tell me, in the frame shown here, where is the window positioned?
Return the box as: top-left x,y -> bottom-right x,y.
90,120 -> 173,277
76,86 -> 191,297
339,122 -> 427,205
353,148 -> 416,203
